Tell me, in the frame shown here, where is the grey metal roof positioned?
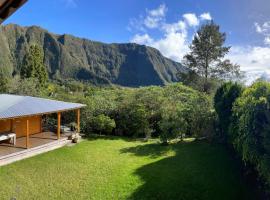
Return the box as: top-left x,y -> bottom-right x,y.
0,94 -> 86,119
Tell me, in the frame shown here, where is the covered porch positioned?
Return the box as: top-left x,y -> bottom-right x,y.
0,131 -> 73,157
0,94 -> 86,166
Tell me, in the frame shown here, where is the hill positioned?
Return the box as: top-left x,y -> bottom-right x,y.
0,24 -> 187,87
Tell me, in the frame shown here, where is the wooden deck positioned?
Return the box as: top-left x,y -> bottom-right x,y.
0,132 -> 74,166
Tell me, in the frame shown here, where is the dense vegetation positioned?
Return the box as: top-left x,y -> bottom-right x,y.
0,24 -> 186,87
35,80 -> 213,143
0,137 -> 256,200
214,81 -> 270,196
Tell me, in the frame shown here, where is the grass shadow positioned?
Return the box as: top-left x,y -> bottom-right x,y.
85,134 -> 152,143
120,142 -> 174,159
121,141 -> 257,200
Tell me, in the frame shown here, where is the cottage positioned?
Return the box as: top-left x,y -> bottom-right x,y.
0,94 -> 85,165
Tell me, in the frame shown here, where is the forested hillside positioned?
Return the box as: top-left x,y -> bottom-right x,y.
0,24 -> 186,87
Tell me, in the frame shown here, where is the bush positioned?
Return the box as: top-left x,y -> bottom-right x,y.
159,104 -> 187,144
115,102 -> 152,138
214,82 -> 243,142
229,81 -> 270,193
92,114 -> 116,135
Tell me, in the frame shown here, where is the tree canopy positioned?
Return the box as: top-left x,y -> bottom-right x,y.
20,44 -> 48,88
183,21 -> 240,93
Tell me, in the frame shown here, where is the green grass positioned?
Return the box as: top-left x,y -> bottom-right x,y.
0,136 -> 256,200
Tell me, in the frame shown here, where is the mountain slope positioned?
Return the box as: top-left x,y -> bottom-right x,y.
0,24 -> 187,86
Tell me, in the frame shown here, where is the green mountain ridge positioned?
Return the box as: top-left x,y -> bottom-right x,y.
0,24 -> 187,86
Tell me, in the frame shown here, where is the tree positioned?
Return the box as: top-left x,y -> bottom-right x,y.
0,72 -> 10,93
9,77 -> 40,96
183,21 -> 240,93
115,102 -> 151,138
214,82 -> 243,142
159,104 -> 187,144
92,114 -> 116,135
230,81 -> 270,192
21,44 -> 48,88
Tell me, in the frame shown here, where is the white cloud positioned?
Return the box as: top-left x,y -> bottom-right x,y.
148,4 -> 167,17
228,46 -> 270,84
183,13 -> 199,27
129,4 -> 214,62
131,31 -> 189,62
151,32 -> 189,62
254,21 -> 270,45
162,21 -> 186,34
255,21 -> 270,33
131,34 -> 153,44
255,22 -> 264,33
200,13 -> 212,21
144,4 -> 167,29
128,16 -> 146,32
265,36 -> 270,45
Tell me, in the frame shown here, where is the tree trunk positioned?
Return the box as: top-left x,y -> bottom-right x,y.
203,59 -> 209,93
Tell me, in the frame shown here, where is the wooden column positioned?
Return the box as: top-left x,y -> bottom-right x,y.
40,115 -> 43,133
57,112 -> 61,140
10,119 -> 13,132
26,119 -> 30,149
77,109 -> 80,134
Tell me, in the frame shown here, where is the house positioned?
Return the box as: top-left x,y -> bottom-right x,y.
0,94 -> 86,165
0,0 -> 27,24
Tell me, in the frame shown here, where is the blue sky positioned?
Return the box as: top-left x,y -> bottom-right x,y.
4,0 -> 270,82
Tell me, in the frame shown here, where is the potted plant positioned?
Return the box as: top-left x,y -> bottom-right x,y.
72,133 -> 79,143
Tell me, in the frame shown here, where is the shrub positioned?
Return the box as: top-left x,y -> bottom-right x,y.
214,82 -> 243,142
115,102 -> 151,138
230,81 -> 270,192
92,114 -> 116,135
159,104 -> 187,144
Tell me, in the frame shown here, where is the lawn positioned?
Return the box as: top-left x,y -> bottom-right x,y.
0,136 -> 256,200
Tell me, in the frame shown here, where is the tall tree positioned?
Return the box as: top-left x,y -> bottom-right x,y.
0,72 -> 9,93
214,82 -> 243,142
183,21 -> 240,92
21,44 -> 48,88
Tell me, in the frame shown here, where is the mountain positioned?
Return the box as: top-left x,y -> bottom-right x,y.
0,24 -> 187,87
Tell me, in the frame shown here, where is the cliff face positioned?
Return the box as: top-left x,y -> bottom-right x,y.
0,24 -> 187,86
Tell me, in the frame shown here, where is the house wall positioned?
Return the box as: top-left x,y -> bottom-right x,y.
0,120 -> 12,133
14,116 -> 42,137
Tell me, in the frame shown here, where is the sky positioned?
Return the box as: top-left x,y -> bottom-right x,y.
4,0 -> 270,83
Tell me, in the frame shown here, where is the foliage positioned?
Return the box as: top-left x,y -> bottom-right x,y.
159,104 -> 187,144
183,21 -> 240,93
0,72 -> 9,93
41,81 -> 212,141
92,114 -> 116,135
115,102 -> 152,138
221,81 -> 270,193
20,44 -> 48,88
8,76 -> 40,96
214,82 -> 243,142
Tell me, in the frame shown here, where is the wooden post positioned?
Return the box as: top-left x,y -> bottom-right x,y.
77,109 -> 80,134
57,112 -> 61,140
40,115 -> 42,133
26,119 -> 29,149
10,119 -> 13,132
